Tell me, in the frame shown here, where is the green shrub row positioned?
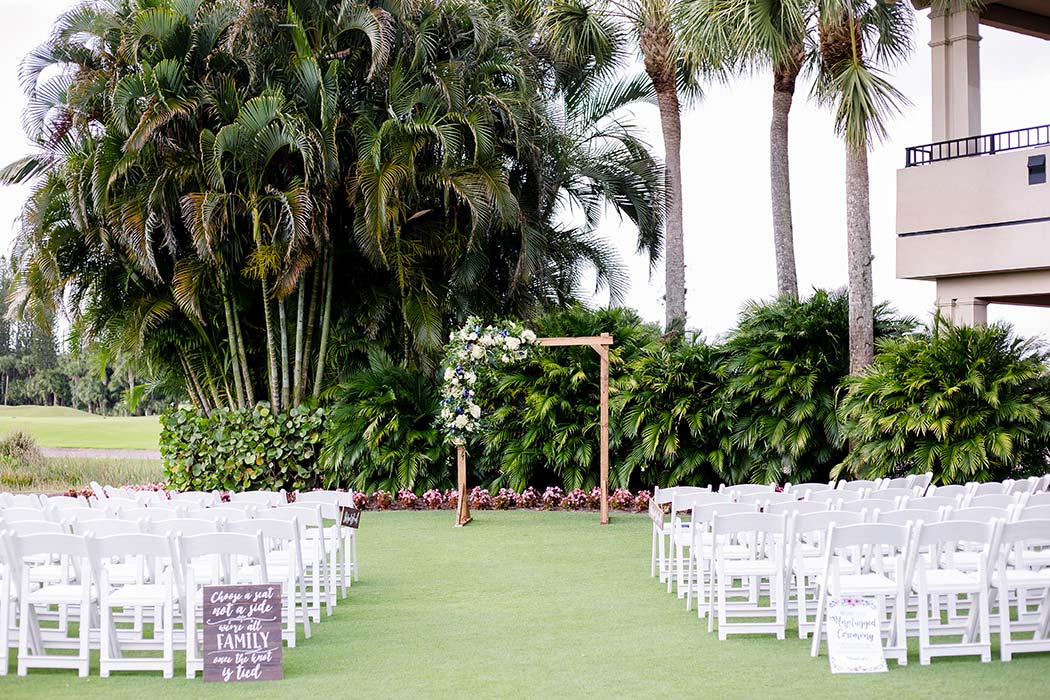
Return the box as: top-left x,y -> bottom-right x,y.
164,292 -> 1050,493
161,404 -> 326,492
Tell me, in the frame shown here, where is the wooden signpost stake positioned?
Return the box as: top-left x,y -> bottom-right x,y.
454,333 -> 613,527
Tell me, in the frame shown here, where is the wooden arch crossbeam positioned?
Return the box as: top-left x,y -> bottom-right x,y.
455,333 -> 614,527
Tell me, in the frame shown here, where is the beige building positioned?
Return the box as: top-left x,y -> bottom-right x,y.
897,1 -> 1050,325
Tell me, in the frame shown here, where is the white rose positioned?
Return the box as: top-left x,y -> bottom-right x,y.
480,335 -> 494,346
505,337 -> 520,351
522,329 -> 537,343
469,404 -> 481,419
500,354 -> 509,362
465,372 -> 477,384
468,331 -> 478,341
451,377 -> 459,385
444,367 -> 455,381
454,414 -> 468,429
470,344 -> 485,359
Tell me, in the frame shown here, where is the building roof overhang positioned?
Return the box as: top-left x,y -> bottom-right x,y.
912,0 -> 1050,40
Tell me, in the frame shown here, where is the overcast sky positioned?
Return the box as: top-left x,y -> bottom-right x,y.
2,1 -> 1049,342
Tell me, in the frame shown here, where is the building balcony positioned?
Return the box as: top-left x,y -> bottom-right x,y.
896,123 -> 1050,283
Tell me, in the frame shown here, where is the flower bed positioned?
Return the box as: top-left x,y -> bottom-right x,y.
66,484 -> 652,512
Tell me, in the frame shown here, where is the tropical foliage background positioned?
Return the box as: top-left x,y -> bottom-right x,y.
5,0 -> 1047,494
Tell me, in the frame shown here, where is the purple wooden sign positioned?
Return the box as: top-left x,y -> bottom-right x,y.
202,583 -> 283,682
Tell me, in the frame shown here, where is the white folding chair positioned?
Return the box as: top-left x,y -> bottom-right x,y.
266,505 -> 331,620
879,477 -> 915,491
297,490 -> 359,587
784,482 -> 833,498
991,519 -> 1050,661
177,531 -> 269,679
1,494 -> 42,508
227,518 -> 312,646
969,493 -> 1019,509
709,512 -> 787,640
838,498 -> 894,520
877,508 -> 942,526
0,528 -> 19,676
807,488 -> 859,506
908,519 -> 995,665
907,496 -> 961,513
913,472 -> 934,495
186,506 -> 256,522
669,491 -> 732,597
738,491 -> 798,508
684,501 -> 759,617
648,486 -> 710,583
787,510 -> 865,638
168,491 -> 220,508
11,532 -> 96,677
89,533 -> 179,678
40,495 -> 89,510
0,508 -> 51,524
969,481 -> 1008,498
810,522 -> 913,666
766,500 -> 830,517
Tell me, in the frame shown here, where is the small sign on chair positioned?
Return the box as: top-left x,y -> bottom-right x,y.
339,505 -> 362,529
826,597 -> 888,674
203,584 -> 283,682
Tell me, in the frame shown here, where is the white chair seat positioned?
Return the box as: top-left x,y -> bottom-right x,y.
1009,550 -> 1050,568
917,569 -> 980,592
26,584 -> 96,604
992,568 -> 1050,588
720,559 -> 779,576
821,572 -> 898,594
107,584 -> 169,606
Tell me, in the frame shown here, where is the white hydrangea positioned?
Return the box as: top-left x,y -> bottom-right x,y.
470,344 -> 485,359
505,337 -> 521,351
443,367 -> 455,381
454,414 -> 469,429
469,404 -> 481,419
522,329 -> 537,343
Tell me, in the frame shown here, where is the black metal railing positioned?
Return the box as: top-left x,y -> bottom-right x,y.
905,124 -> 1050,167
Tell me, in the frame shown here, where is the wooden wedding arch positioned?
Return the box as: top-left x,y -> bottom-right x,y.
455,333 -> 614,527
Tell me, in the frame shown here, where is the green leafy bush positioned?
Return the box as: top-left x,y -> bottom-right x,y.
320,349 -> 448,493
719,290 -> 915,484
161,403 -> 326,492
483,305 -> 659,490
615,337 -> 729,487
837,318 -> 1050,483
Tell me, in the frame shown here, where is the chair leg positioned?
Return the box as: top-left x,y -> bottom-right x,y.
810,585 -> 827,658
917,588 -> 931,665
979,590 -> 991,663
999,586 -> 1012,662
100,602 -> 111,677
651,527 -> 658,577
717,564 -> 727,641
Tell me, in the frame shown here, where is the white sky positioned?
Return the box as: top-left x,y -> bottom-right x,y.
2,1 -> 1049,341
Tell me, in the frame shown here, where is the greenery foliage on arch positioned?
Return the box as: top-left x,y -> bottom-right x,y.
440,317 -> 538,446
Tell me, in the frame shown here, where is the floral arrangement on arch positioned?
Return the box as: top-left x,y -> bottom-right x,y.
439,316 -> 538,445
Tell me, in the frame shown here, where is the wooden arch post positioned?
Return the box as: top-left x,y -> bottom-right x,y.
455,333 -> 614,527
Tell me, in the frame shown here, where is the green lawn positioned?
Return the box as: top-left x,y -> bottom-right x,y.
0,405 -> 160,450
0,511 -> 1043,698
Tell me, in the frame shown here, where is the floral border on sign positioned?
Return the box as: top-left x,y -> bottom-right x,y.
438,316 -> 538,446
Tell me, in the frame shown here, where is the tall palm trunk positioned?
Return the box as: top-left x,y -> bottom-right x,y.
220,274 -> 245,409
233,306 -> 254,405
312,253 -> 334,400
641,18 -> 685,332
253,207 -> 280,410
301,258 -> 322,399
279,296 -> 290,410
845,141 -> 874,374
292,280 -> 306,406
770,46 -> 802,300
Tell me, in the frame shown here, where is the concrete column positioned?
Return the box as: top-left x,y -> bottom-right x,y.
936,297 -> 988,326
930,8 -> 981,143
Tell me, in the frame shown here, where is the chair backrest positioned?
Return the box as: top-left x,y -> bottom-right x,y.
652,485 -> 711,506
57,507 -> 111,523
993,519 -> 1050,568
907,496 -> 960,512
947,506 -> 1011,523
5,519 -> 66,536
789,510 -> 865,564
969,481 -> 1007,497
1025,492 -> 1050,508
689,501 -> 759,531
911,519 -> 996,576
711,512 -> 786,547
148,518 -> 219,537
146,501 -> 186,515
720,484 -> 776,500
73,518 -> 143,537
1019,504 -> 1050,521
879,476 -> 914,491
0,507 -> 50,523
89,481 -> 107,499
968,493 -> 1017,509
117,507 -> 157,522
1004,479 -> 1036,495
671,490 -> 730,515
225,517 -> 300,547
867,488 -> 913,503
267,504 -> 325,529
825,522 -> 912,569
169,491 -> 220,507
41,495 -> 88,509
837,479 -> 877,492
228,490 -> 286,506
784,482 -> 833,497
98,497 -> 141,513
928,484 -> 968,499
3,493 -> 42,508
838,497 -> 898,518
12,531 -> 90,559
737,491 -> 798,506
876,508 -> 938,526
186,506 -> 255,522
912,472 -> 934,495
89,533 -> 176,565
808,488 -> 858,504
176,531 -> 269,582
766,500 -> 830,517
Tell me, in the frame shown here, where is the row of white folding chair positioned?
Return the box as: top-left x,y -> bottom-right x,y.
296,490 -> 359,590
1,521 -> 314,678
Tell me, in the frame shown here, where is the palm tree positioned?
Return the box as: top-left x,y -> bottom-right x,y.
541,0 -> 702,332
813,0 -> 913,374
677,0 -> 807,300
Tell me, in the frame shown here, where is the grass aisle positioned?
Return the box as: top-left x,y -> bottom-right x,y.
1,511 -> 1042,698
